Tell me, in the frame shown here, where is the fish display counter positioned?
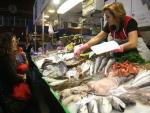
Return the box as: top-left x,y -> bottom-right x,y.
31,50 -> 150,113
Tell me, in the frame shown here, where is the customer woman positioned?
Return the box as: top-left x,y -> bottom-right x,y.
74,2 -> 150,61
0,33 -> 31,113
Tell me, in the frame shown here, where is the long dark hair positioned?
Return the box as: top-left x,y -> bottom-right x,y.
0,33 -> 22,95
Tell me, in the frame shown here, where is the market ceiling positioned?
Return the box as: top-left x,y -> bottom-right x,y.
0,0 -> 35,15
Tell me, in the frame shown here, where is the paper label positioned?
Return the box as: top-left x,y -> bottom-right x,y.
91,41 -> 120,55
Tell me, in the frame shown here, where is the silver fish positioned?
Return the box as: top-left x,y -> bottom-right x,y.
132,70 -> 150,84
118,95 -> 136,107
49,79 -> 68,86
110,96 -> 126,112
94,56 -> 102,74
100,97 -> 112,113
87,99 -> 98,113
131,75 -> 150,88
98,57 -> 109,72
77,104 -> 88,113
104,58 -> 115,75
90,60 -> 95,76
62,95 -> 82,106
58,61 -> 68,75
94,96 -> 103,113
67,102 -> 80,113
42,77 -> 59,83
66,68 -> 79,80
46,65 -> 64,78
42,69 -> 53,76
81,60 -> 91,75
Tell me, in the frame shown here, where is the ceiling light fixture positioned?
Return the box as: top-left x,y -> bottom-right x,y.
48,9 -> 55,13
53,0 -> 60,5
41,19 -> 46,21
57,0 -> 83,14
44,15 -> 49,18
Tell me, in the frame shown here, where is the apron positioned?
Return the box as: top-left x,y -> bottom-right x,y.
109,16 -> 150,62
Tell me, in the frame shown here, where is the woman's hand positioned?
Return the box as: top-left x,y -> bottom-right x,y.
74,43 -> 90,57
113,45 -> 124,53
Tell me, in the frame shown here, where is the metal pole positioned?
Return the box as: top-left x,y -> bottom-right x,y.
42,12 -> 45,54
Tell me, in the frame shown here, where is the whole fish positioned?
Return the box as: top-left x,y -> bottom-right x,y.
94,96 -> 103,113
118,95 -> 136,106
44,64 -> 64,78
87,99 -> 98,113
42,69 -> 53,76
94,56 -> 103,74
104,58 -> 115,75
90,60 -> 95,76
110,96 -> 126,112
49,79 -> 68,86
41,59 -> 53,70
131,70 -> 150,85
117,75 -> 135,85
81,60 -> 91,75
67,102 -> 80,113
58,61 -> 68,75
100,97 -> 112,113
62,95 -> 82,106
98,57 -> 109,72
42,77 -> 59,83
77,104 -> 88,113
66,68 -> 79,80
131,75 -> 150,88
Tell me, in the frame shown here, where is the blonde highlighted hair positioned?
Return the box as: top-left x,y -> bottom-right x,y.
103,2 -> 126,22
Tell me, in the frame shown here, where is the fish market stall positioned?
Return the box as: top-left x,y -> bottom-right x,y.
31,47 -> 150,113
31,0 -> 150,112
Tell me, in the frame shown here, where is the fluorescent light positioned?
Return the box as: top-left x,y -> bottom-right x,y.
41,19 -> 46,21
44,15 -> 49,18
48,9 -> 55,13
53,0 -> 60,5
45,23 -> 49,26
57,0 -> 83,14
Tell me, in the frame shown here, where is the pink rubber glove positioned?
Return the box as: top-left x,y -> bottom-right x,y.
113,45 -> 124,53
74,43 -> 90,57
